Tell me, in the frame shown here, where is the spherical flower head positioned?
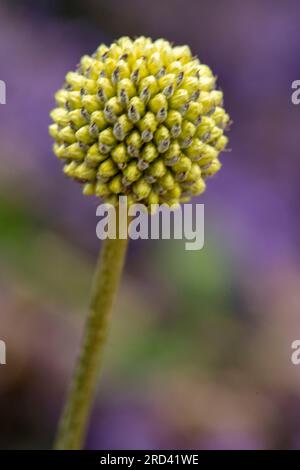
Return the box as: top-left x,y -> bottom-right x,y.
49,37 -> 230,208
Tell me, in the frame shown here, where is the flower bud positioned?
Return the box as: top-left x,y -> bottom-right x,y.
50,37 -> 230,208
117,78 -> 136,105
99,128 -> 117,153
139,76 -> 159,102
104,97 -> 124,123
126,130 -> 143,157
128,97 -> 146,123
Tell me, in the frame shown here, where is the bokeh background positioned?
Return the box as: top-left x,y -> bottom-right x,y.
1,0 -> 300,450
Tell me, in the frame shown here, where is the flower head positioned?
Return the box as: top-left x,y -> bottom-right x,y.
49,37 -> 230,208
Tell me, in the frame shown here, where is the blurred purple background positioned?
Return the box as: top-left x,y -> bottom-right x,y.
0,0 -> 300,449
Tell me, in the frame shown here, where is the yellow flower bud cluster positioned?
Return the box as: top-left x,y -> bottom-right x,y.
49,37 -> 230,207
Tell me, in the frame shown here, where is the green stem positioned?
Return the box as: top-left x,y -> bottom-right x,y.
54,233 -> 129,450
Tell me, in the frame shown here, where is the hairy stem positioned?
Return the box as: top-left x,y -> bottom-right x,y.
54,229 -> 129,450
